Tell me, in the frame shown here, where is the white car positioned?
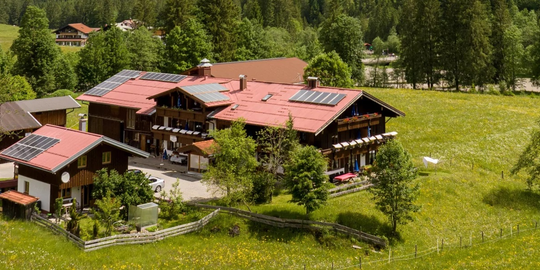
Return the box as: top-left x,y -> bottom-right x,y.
170,153 -> 188,165
148,176 -> 165,193
128,169 -> 164,192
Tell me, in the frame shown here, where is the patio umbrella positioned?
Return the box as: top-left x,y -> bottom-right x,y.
357,130 -> 361,139
368,126 -> 371,137
185,122 -> 189,130
354,159 -> 359,172
177,97 -> 181,108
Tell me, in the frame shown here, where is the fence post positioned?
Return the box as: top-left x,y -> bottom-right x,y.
501,171 -> 504,179
388,247 -> 391,263
500,228 -> 503,238
332,261 -> 333,270
437,238 -> 439,254
359,257 -> 362,269
415,245 -> 417,258
511,226 -> 513,237
518,224 -> 519,235
470,232 -> 472,247
482,231 -> 484,243
460,236 -> 462,248
441,239 -> 444,251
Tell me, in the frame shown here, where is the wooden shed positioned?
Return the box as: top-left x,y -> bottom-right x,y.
0,190 -> 39,220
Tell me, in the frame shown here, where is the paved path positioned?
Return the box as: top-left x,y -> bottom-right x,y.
128,156 -> 216,202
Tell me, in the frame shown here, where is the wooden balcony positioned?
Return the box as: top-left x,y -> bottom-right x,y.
336,113 -> 381,132
157,107 -> 206,122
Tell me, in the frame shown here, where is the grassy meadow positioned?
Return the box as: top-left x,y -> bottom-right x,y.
0,24 -> 81,53
3,89 -> 540,269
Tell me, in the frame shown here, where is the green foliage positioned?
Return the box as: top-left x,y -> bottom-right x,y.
440,0 -> 493,90
255,114 -> 298,203
491,0 -> 512,83
319,14 -> 364,84
162,0 -> 196,34
511,119 -> 540,189
283,145 -> 330,215
92,168 -> 154,218
10,6 -> 62,97
369,139 -> 420,234
77,28 -> 130,91
159,178 -> 184,220
127,27 -> 163,72
365,0 -> 399,42
503,24 -> 525,90
234,18 -> 267,61
293,27 -> 323,62
45,89 -> 77,99
92,193 -> 121,236
203,119 -> 258,206
304,51 -> 353,88
163,20 -> 212,74
54,197 -> 64,223
0,74 -> 35,101
66,199 -> 82,237
199,0 -> 240,62
133,0 -> 158,26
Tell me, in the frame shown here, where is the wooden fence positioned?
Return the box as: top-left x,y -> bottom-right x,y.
190,203 -> 386,247
31,209 -> 220,252
328,180 -> 373,198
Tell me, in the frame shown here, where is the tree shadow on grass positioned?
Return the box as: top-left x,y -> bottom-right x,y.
246,220 -> 310,243
337,211 -> 402,243
256,208 -> 308,220
483,186 -> 540,211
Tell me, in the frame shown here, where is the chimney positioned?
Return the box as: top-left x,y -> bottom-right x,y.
78,113 -> 87,131
307,77 -> 319,88
239,74 -> 247,90
197,58 -> 212,78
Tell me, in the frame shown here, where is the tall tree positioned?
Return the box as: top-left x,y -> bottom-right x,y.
133,0 -> 158,26
163,21 -> 212,74
304,51 -> 353,88
202,119 -> 258,207
293,27 -> 323,62
369,139 -> 420,234
255,114 -> 298,203
503,24 -> 525,90
400,0 -> 441,89
491,0 -> 512,83
319,14 -> 365,84
284,145 -> 330,215
199,0 -> 240,62
162,0 -> 196,33
127,27 -> 163,71
11,6 -> 62,97
365,0 -> 399,43
243,0 -> 263,24
440,0 -> 493,91
512,119 -> 540,189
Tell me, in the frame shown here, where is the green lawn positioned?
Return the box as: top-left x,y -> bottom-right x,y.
0,24 -> 81,53
0,24 -> 18,52
3,89 -> 540,269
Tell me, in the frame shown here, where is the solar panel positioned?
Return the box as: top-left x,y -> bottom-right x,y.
1,134 -> 60,161
262,94 -> 273,101
181,84 -> 229,94
85,70 -> 142,97
289,90 -> 347,106
140,72 -> 187,83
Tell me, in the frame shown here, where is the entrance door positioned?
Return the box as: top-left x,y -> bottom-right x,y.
140,134 -> 146,152
81,185 -> 93,208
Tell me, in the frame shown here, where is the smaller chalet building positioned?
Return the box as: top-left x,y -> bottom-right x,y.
55,23 -> 99,46
0,96 -> 81,151
0,125 -> 149,212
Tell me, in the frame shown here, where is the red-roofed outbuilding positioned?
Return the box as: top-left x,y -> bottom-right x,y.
0,125 -> 149,212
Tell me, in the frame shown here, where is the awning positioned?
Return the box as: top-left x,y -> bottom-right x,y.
334,173 -> 356,182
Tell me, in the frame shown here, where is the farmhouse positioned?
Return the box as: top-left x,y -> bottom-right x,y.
0,125 -> 149,212
77,64 -> 404,173
54,23 -> 99,46
0,95 -> 81,151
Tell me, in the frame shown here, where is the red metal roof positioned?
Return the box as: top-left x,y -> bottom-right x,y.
0,125 -> 148,173
77,74 -> 231,115
0,190 -> 39,205
212,81 -> 362,134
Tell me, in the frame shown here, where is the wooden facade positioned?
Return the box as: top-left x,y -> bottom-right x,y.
18,144 -> 129,212
31,110 -> 68,127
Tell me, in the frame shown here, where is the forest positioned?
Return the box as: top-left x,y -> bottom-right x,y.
1,0 -> 540,98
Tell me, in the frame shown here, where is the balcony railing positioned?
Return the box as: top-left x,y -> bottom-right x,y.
336,113 -> 381,132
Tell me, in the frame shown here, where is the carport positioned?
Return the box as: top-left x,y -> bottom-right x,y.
177,140 -> 215,173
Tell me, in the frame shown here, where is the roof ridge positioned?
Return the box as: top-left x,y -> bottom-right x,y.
41,124 -> 104,139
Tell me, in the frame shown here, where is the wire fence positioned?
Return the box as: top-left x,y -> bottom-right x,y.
293,221 -> 540,269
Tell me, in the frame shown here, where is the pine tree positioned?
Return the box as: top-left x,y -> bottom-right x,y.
11,6 -> 62,97
199,0 -> 240,62
133,0 -> 158,26
440,0 -> 493,91
491,0 -> 512,83
163,21 -> 212,74
162,0 -> 196,34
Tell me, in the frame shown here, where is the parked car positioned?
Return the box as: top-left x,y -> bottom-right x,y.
169,153 -> 188,165
127,169 -> 164,192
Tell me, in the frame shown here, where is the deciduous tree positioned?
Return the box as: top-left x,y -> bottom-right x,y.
369,139 -> 419,234
283,145 -> 330,215
303,51 -> 353,88
511,120 -> 540,189
127,27 -> 163,72
92,192 -> 121,236
203,119 -> 258,207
